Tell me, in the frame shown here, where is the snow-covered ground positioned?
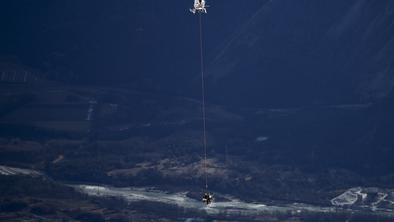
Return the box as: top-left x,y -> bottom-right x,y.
0,165 -> 42,177
2,164 -> 394,217
74,184 -> 335,217
331,187 -> 367,206
331,187 -> 394,212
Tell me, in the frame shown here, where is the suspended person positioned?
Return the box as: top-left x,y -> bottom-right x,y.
202,192 -> 213,205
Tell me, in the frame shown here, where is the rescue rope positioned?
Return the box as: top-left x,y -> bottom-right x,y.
198,13 -> 208,190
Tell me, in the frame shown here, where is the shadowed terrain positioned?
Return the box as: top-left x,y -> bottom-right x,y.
2,0 -> 394,221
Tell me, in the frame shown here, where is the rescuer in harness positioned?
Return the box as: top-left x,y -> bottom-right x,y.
202,192 -> 213,205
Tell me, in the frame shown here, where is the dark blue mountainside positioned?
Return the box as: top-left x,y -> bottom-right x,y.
207,0 -> 394,107
1,0 -> 266,85
2,1 -> 394,107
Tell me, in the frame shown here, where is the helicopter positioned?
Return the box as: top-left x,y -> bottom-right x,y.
190,0 -> 208,14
